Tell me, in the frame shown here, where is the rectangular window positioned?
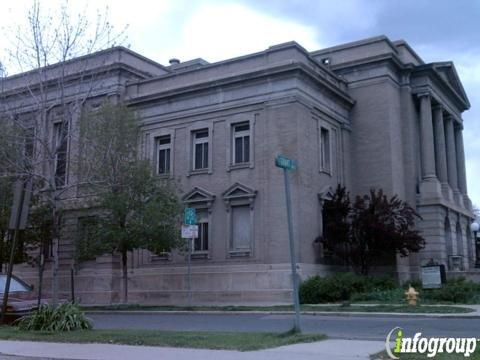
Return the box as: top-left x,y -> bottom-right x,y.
76,217 -> 98,262
320,127 -> 331,172
194,209 -> 209,252
193,129 -> 209,170
156,135 -> 171,175
22,127 -> 35,169
231,205 -> 251,251
24,127 -> 35,159
232,123 -> 250,164
54,121 -> 68,187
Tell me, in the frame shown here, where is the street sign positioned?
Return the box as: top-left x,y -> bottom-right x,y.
184,208 -> 197,225
275,155 -> 296,170
181,224 -> 199,239
9,179 -> 33,230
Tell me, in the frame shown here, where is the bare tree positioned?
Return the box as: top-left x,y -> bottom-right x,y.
0,0 -> 127,305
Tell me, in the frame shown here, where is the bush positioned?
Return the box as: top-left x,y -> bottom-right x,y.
422,278 -> 480,304
402,279 -> 423,290
299,273 -> 396,304
351,288 -> 405,303
300,274 -> 480,305
16,303 -> 92,332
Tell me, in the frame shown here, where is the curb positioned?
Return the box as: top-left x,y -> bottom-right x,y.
85,310 -> 480,319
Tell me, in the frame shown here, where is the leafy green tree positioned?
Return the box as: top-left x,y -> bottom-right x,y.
78,103 -> 181,303
321,186 -> 425,275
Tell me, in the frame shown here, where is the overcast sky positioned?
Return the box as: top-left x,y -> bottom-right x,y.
1,0 -> 479,208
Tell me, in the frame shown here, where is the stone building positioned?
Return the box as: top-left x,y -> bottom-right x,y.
2,35 -> 477,305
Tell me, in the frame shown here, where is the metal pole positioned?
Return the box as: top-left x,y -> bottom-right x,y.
37,253 -> 44,308
187,237 -> 192,307
475,232 -> 480,268
283,169 -> 301,332
70,265 -> 75,303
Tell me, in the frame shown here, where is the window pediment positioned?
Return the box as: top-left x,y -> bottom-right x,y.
222,183 -> 256,201
182,187 -> 215,206
318,185 -> 334,202
222,183 -> 257,209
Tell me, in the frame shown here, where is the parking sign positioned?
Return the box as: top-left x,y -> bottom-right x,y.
184,208 -> 196,225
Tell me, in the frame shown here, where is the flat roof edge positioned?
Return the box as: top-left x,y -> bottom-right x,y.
311,35 -> 398,56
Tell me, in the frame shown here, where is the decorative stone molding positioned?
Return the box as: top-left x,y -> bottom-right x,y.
222,183 -> 257,210
181,187 -> 216,212
222,183 -> 257,258
318,185 -> 334,205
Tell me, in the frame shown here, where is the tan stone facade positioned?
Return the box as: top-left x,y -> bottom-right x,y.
3,35 -> 477,305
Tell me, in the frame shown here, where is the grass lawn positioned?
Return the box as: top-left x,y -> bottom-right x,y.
83,304 -> 474,314
0,326 -> 326,351
373,350 -> 480,359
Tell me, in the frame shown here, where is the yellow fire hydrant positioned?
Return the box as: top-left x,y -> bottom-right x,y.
405,285 -> 419,306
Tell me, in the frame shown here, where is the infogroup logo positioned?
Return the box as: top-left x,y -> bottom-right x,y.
385,327 -> 478,358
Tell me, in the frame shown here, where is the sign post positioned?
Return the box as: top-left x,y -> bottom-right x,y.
1,179 -> 32,324
275,155 -> 301,332
183,208 -> 197,307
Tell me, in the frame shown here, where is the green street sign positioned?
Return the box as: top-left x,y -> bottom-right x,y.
184,208 -> 197,225
275,155 -> 296,170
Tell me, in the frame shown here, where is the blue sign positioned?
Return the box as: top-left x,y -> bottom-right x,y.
275,155 -> 297,170
184,208 -> 197,225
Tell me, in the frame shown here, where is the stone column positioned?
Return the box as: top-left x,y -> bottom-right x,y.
445,116 -> 458,191
432,105 -> 448,183
455,124 -> 468,194
419,94 -> 437,180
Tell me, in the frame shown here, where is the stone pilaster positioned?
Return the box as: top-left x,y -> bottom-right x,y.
455,124 -> 468,195
432,105 -> 448,183
419,94 -> 437,180
445,115 -> 458,191
418,94 -> 441,199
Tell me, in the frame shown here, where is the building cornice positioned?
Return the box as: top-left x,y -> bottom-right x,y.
411,65 -> 470,112
0,63 -> 150,102
126,61 -> 355,108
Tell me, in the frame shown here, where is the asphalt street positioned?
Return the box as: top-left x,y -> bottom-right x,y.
89,313 -> 480,340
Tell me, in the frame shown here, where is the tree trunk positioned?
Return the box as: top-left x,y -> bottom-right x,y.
51,203 -> 61,307
0,233 -> 3,273
37,240 -> 45,307
122,250 -> 128,304
361,256 -> 370,276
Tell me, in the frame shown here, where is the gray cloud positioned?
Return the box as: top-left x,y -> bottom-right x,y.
240,0 -> 480,206
240,0 -> 480,51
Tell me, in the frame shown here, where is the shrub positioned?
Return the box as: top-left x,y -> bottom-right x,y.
299,273 -> 396,304
422,278 -> 480,304
402,279 -> 423,290
16,303 -> 92,331
351,288 -> 405,303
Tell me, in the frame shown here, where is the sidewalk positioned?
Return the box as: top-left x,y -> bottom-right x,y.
0,340 -> 386,360
85,304 -> 480,318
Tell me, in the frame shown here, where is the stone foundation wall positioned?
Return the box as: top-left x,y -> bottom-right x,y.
11,262 -> 334,306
